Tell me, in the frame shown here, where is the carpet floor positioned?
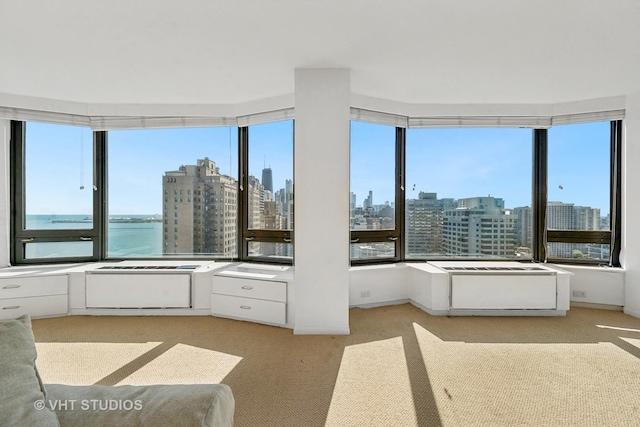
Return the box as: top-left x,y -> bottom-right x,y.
32,304 -> 640,426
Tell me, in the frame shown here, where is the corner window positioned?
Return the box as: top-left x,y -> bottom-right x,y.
350,121 -> 402,262
11,121 -> 100,263
545,121 -> 619,263
240,120 -> 294,262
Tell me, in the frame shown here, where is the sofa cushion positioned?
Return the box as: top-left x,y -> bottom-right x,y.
0,315 -> 60,426
46,383 -> 235,426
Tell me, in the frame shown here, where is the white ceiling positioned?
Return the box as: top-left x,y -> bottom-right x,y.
1,0 -> 639,106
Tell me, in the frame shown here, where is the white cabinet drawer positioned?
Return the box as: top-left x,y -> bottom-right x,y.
0,295 -> 68,320
211,294 -> 286,325
0,275 -> 68,300
212,276 -> 286,302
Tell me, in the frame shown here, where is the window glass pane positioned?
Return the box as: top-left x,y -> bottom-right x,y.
25,241 -> 93,259
405,128 -> 532,259
350,122 -> 396,231
547,242 -> 610,261
247,121 -> 294,231
548,122 -> 609,232
108,127 -> 238,257
350,242 -> 395,260
247,241 -> 293,260
24,123 -> 94,230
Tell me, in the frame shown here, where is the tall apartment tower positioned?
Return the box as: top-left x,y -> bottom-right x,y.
405,192 -> 456,257
512,206 -> 533,256
546,201 -> 601,258
163,158 -> 237,256
442,196 -> 516,257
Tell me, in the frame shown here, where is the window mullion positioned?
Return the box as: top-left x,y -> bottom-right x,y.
533,129 -> 548,262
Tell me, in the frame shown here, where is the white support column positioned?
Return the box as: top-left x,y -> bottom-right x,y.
293,68 -> 351,334
623,92 -> 640,317
0,119 -> 11,267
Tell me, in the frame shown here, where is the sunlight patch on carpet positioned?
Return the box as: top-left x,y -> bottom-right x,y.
35,342 -> 161,385
325,337 -> 417,427
116,343 -> 242,385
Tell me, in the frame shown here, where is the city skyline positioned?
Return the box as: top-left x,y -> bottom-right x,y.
24,120 -> 609,220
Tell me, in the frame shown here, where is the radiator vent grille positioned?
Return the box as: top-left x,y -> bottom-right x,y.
442,266 -> 546,272
97,265 -> 199,270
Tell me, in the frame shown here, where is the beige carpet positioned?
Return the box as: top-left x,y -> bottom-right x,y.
32,304 -> 640,426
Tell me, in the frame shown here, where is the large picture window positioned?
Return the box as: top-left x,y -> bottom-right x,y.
405,128 -> 533,260
107,127 -> 238,258
9,112 -> 621,268
11,118 -> 293,265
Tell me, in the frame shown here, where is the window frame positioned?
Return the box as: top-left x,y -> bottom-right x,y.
351,119 -> 622,267
237,125 -> 293,265
10,120 -> 295,265
350,126 -> 405,265
538,120 -> 622,266
9,114 -> 622,268
10,121 -> 107,264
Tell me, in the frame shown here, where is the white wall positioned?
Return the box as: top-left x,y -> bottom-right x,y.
623,92 -> 640,317
0,119 -> 10,268
293,69 -> 351,334
550,264 -> 624,307
349,264 -> 409,307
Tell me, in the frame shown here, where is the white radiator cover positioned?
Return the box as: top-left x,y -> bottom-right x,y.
429,261 -> 564,312
450,274 -> 557,309
86,273 -> 190,308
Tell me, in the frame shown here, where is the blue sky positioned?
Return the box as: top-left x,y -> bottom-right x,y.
25,119 -> 610,216
351,120 -> 611,215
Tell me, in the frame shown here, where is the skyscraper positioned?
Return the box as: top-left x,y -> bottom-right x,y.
442,197 -> 516,257
405,192 -> 456,257
162,158 -> 237,256
262,167 -> 273,194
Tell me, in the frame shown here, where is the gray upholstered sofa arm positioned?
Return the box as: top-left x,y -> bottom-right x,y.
45,383 -> 234,427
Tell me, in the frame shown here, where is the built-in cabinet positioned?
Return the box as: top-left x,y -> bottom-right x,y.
0,274 -> 68,320
211,264 -> 292,327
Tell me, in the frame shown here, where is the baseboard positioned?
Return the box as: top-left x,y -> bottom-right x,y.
293,326 -> 351,335
69,308 -> 212,316
571,301 -> 623,311
350,298 -> 410,309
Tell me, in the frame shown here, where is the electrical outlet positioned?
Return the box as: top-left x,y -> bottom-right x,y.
572,290 -> 587,298
361,290 -> 371,298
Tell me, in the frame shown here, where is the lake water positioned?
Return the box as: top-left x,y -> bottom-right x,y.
26,215 -> 162,258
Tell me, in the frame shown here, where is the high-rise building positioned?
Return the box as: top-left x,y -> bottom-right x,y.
513,206 -> 533,256
405,192 -> 456,257
261,167 -> 273,195
546,201 -> 601,258
162,158 -> 237,256
363,191 -> 373,209
442,197 -> 516,257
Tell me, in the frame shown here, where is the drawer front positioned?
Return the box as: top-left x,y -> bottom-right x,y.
0,275 -> 68,300
212,276 -> 286,302
211,294 -> 286,325
0,295 -> 68,320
